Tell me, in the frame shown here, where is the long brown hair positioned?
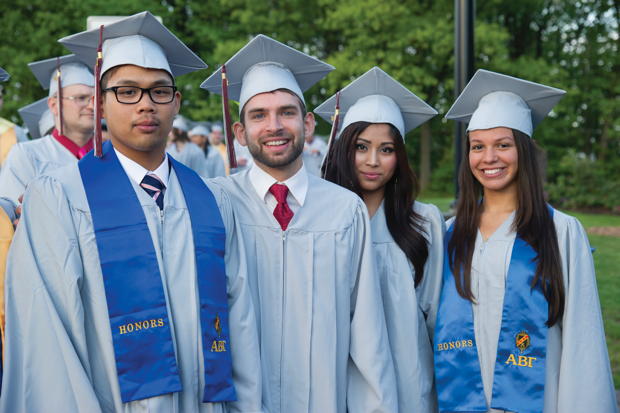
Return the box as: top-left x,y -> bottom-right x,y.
448,129 -> 565,326
322,121 -> 429,286
171,127 -> 189,143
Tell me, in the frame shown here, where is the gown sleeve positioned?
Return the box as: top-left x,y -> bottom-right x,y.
415,203 -> 446,340
0,175 -> 102,412
0,143 -> 35,205
206,182 -> 264,413
556,215 -> 618,412
192,146 -> 209,178
346,200 -> 398,413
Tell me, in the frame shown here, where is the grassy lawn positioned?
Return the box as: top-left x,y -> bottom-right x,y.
420,196 -> 620,387
568,212 -> 620,388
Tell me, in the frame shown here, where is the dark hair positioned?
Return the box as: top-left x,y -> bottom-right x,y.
239,88 -> 307,125
171,127 -> 189,143
202,136 -> 211,156
100,66 -> 175,90
448,129 -> 565,326
323,121 -> 429,286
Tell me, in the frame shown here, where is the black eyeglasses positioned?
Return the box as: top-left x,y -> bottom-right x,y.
103,86 -> 177,104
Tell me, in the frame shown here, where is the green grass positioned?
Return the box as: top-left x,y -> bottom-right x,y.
566,211 -> 620,388
587,234 -> 620,387
420,197 -> 620,387
567,212 -> 620,228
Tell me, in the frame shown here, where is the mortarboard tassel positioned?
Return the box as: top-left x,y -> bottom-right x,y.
321,90 -> 341,178
221,64 -> 237,169
56,57 -> 64,136
93,24 -> 104,157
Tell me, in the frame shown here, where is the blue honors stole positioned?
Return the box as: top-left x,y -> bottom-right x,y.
79,141 -> 236,403
434,215 -> 552,413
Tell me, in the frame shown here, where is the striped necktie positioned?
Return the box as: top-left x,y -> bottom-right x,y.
140,173 -> 165,210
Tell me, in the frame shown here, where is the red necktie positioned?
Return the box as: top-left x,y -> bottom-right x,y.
269,183 -> 294,230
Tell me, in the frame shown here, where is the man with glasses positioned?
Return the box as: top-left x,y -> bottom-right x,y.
1,12 -> 261,412
0,54 -> 95,207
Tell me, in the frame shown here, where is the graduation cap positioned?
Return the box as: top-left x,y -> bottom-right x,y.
39,109 -> 55,137
18,98 -> 53,139
200,34 -> 334,168
0,67 -> 9,82
201,34 -> 334,111
315,67 -> 437,178
28,54 -> 94,97
315,66 -> 438,139
189,125 -> 210,136
172,116 -> 189,132
28,54 -> 95,136
445,69 -> 566,137
58,11 -> 207,157
59,11 -> 206,77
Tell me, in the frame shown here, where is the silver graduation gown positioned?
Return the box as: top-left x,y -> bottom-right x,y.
166,142 -> 208,177
0,134 -> 79,205
205,147 -> 226,178
0,163 -> 263,413
371,201 -> 444,413
212,170 -> 398,413
447,209 -> 618,413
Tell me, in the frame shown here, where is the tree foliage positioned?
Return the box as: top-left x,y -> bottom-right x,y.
1,0 -> 617,207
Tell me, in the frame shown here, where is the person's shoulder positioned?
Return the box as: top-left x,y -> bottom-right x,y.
550,206 -> 587,240
308,174 -> 362,205
414,200 -> 444,222
187,142 -> 203,154
16,135 -> 71,165
28,162 -> 85,204
207,171 -> 249,198
12,134 -> 53,152
551,207 -> 578,225
305,176 -> 368,228
0,117 -> 15,129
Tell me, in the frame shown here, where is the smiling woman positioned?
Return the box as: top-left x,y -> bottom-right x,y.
467,127 -> 518,196
319,67 -> 444,413
437,69 -> 618,413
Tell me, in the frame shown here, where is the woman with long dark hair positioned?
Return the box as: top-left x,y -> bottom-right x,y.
436,69 -> 617,413
318,67 -> 445,412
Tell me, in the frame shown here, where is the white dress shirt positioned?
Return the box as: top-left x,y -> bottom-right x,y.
114,148 -> 170,188
248,162 -> 307,214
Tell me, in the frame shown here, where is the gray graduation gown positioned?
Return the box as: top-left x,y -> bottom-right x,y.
167,142 -> 208,177
447,210 -> 618,413
0,163 -> 263,413
0,134 -> 79,205
371,201 -> 444,413
212,170 -> 397,413
205,147 -> 226,178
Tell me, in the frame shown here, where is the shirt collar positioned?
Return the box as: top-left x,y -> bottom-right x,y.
114,147 -> 170,187
52,128 -> 94,159
249,162 -> 308,206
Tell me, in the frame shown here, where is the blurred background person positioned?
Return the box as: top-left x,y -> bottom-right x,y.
189,124 -> 225,177
302,129 -> 327,176
167,115 -> 207,176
